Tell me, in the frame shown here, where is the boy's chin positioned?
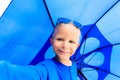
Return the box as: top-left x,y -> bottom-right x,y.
55,55 -> 71,60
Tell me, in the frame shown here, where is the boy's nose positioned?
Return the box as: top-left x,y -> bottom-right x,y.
62,42 -> 69,49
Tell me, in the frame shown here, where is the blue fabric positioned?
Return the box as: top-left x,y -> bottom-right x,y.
0,57 -> 77,80
1,0 -> 120,79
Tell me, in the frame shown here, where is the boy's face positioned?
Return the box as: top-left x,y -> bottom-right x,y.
50,23 -> 80,60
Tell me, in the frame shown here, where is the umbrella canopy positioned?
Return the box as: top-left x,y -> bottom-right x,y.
0,0 -> 120,79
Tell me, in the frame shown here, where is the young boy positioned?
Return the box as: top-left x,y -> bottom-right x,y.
0,18 -> 82,80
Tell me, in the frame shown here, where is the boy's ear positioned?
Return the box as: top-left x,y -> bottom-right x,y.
50,38 -> 53,44
77,43 -> 80,48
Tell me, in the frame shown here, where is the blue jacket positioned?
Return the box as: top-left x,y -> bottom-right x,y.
0,57 -> 77,80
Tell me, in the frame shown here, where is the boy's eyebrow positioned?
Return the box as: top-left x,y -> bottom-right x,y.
56,18 -> 82,29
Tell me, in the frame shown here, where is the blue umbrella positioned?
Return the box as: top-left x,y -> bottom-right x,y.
0,0 -> 120,80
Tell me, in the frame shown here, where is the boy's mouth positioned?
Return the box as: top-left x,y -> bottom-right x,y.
58,49 -> 70,54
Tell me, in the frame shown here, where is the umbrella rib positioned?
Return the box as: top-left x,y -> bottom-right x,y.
78,69 -> 87,80
43,0 -> 55,27
93,0 -> 120,26
79,39 -> 87,67
82,65 -> 120,78
75,42 -> 120,61
90,42 -> 120,53
85,51 -> 97,64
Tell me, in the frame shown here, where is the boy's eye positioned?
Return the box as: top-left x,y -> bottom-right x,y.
56,38 -> 63,41
69,40 -> 75,44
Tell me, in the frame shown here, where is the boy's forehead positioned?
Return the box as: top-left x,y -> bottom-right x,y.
55,23 -> 80,33
54,23 -> 81,38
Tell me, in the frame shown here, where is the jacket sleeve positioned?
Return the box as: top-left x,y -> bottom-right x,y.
0,61 -> 47,80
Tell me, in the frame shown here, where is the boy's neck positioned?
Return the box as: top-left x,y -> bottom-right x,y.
55,56 -> 72,66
